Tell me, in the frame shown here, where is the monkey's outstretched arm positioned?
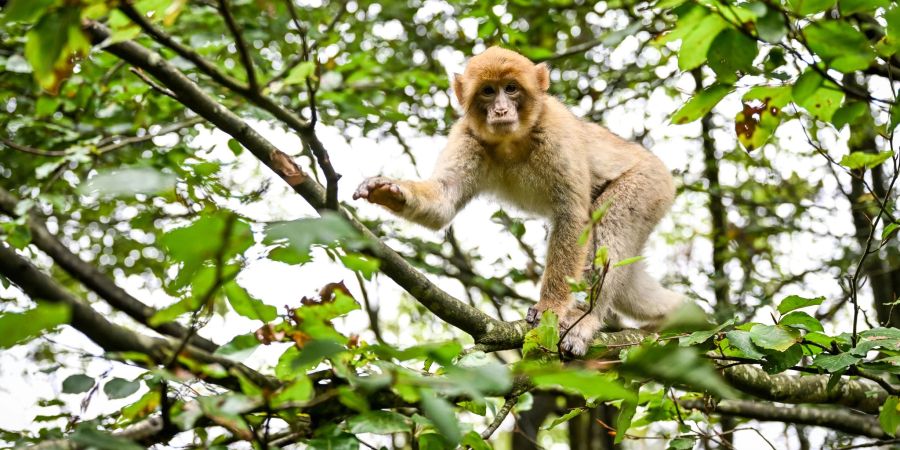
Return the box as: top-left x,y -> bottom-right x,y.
354,134 -> 483,230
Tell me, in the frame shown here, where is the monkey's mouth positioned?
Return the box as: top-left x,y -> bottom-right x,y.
487,116 -> 519,130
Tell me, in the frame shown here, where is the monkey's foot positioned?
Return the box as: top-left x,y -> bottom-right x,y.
559,314 -> 601,357
353,176 -> 406,212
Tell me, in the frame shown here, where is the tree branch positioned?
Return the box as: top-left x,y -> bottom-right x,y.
0,187 -> 218,353
681,399 -> 886,438
82,21 -> 502,342
0,243 -> 278,391
721,364 -> 886,414
216,0 -> 257,91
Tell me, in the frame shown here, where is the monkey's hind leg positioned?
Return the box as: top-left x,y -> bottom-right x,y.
559,163 -> 675,356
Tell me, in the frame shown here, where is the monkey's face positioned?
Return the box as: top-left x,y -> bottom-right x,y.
453,47 -> 551,140
477,81 -> 523,134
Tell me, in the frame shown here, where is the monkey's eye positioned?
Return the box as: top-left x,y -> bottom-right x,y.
481,86 -> 496,96
504,84 -> 518,94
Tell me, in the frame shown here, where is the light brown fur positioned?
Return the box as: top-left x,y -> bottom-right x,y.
354,47 -> 682,355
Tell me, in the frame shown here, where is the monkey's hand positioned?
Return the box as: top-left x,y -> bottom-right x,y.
353,176 -> 407,213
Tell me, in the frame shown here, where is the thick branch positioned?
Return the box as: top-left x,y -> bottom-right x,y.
0,187 -> 217,352
83,22 -> 501,341
722,364 -> 886,414
681,399 -> 886,438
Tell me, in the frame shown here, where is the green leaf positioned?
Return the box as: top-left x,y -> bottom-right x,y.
347,410 -> 411,434
725,330 -> 767,359
307,429 -> 359,450
840,151 -> 894,170
777,295 -> 825,314
668,437 -> 698,450
671,83 -> 731,125
103,378 -> 141,399
24,8 -> 79,92
227,138 -> 244,156
160,214 -> 251,290
223,281 -> 277,322
621,343 -> 737,398
613,255 -> 645,268
284,61 -> 317,85
812,352 -> 861,372
736,85 -> 792,150
80,167 -> 177,198
265,212 -> 364,264
882,6 -> 900,56
271,376 -> 313,406
615,384 -> 640,443
339,253 -> 380,280
70,426 -> 144,450
839,0 -> 889,15
707,29 -> 758,83
832,102 -> 868,129
757,6 -> 787,42
804,21 -> 875,72
542,407 -> 586,430
762,343 -> 803,374
530,370 -> 636,401
420,390 -> 461,444
3,0 -> 57,22
780,311 -> 824,332
0,302 -> 70,348
788,0 -> 835,15
460,431 -> 492,450
796,83 -> 844,122
62,374 -> 95,394
792,70 -> 823,104
276,339 -> 346,376
214,333 -> 260,361
884,222 -> 899,240
678,14 -> 728,71
679,319 -> 734,347
881,396 -> 900,437
522,310 -> 559,358
749,324 -> 801,351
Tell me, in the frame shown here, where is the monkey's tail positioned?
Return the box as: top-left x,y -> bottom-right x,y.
612,266 -> 684,326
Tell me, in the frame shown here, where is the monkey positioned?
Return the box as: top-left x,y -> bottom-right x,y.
353,47 -> 682,355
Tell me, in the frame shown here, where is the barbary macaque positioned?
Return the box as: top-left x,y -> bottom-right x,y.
353,47 -> 682,355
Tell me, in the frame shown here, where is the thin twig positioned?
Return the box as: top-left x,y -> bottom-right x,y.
217,0 -> 257,91
130,67 -> 179,99
0,138 -> 68,157
481,396 -> 518,439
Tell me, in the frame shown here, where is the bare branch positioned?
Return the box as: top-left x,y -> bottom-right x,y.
130,67 -> 179,99
216,0 -> 257,90
681,399 -> 886,438
0,137 -> 68,157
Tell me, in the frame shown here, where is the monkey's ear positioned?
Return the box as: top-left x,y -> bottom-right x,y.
452,73 -> 466,105
535,63 -> 550,92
